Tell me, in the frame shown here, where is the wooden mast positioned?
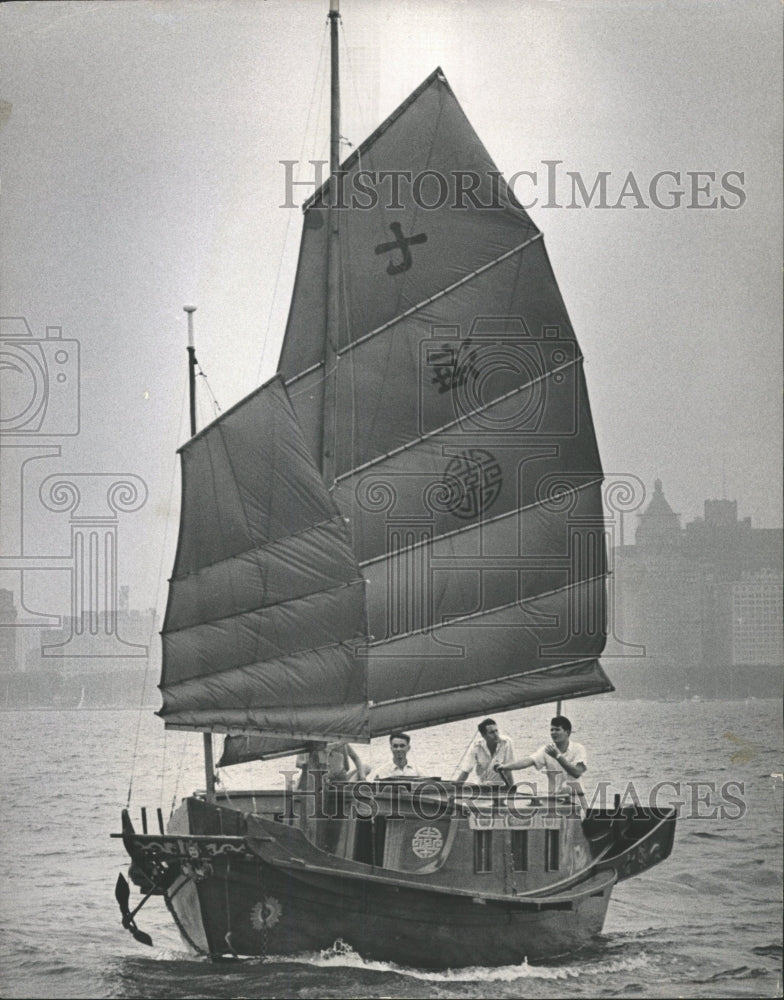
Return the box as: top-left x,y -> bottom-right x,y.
183,304 -> 216,804
321,0 -> 341,486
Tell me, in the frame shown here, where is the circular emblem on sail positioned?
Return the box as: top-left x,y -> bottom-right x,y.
438,449 -> 502,519
250,896 -> 282,931
411,826 -> 443,859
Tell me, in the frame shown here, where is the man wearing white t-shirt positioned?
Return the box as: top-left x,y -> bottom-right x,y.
367,732 -> 422,781
496,715 -> 587,795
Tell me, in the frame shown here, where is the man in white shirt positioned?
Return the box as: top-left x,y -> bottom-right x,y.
496,715 -> 587,795
367,732 -> 421,780
455,718 -> 515,785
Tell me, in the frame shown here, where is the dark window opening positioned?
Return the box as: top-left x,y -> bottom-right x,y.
474,830 -> 492,872
511,830 -> 528,871
354,817 -> 386,866
545,829 -> 560,871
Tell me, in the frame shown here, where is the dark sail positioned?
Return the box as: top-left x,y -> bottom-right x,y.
159,377 -> 368,740
218,70 -> 611,766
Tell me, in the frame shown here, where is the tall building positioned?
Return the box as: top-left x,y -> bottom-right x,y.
608,480 -> 782,698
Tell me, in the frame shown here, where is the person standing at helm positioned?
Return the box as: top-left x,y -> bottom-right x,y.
455,718 -> 515,784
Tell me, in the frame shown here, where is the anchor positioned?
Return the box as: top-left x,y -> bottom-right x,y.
114,872 -> 154,947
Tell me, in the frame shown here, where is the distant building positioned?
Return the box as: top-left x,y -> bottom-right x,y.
0,588 -> 18,675
608,480 -> 783,697
0,586 -> 159,708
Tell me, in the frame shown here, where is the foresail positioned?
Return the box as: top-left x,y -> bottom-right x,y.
159,377 -> 368,739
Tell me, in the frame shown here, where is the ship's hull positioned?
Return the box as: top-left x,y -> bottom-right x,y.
117,786 -> 676,967
165,851 -> 613,966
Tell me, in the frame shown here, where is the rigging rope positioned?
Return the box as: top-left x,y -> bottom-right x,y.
255,20 -> 330,387
196,363 -> 222,419
125,365 -> 189,809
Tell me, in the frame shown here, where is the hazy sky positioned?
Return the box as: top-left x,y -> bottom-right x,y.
1,0 -> 781,619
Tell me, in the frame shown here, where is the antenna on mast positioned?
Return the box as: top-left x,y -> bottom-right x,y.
183,306 -> 198,439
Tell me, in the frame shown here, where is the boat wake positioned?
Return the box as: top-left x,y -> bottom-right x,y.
266,939 -> 657,983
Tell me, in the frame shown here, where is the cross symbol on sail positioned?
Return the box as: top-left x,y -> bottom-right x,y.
374,222 -> 428,275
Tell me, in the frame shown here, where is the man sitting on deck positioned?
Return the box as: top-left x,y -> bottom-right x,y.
367,732 -> 422,780
495,715 -> 587,797
296,741 -> 368,788
455,718 -> 515,785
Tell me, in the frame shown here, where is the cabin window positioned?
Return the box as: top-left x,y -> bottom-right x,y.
373,816 -> 387,865
474,830 -> 492,872
545,829 -> 560,871
353,817 -> 386,866
354,818 -> 373,864
511,830 -> 528,871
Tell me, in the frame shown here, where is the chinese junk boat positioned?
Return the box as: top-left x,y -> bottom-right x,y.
114,4 -> 675,967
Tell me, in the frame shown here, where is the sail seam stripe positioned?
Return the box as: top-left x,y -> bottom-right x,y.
168,515 -> 349,581
163,578 -> 365,636
369,680 -> 614,730
161,637 -> 364,691
282,225 -> 542,398
366,571 -> 606,646
369,658 -> 602,708
333,352 -> 585,486
358,476 -> 604,569
336,232 -> 544,360
285,360 -> 324,388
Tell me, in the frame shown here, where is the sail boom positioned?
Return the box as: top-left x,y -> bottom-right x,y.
369,660 -> 613,737
162,719 -> 364,742
369,656 -> 600,707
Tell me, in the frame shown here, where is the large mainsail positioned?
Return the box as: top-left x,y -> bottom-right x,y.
219,69 -> 611,765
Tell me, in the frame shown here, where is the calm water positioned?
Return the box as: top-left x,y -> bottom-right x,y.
1,698 -> 781,999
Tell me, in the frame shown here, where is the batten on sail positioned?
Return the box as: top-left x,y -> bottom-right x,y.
159,376 -> 369,740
